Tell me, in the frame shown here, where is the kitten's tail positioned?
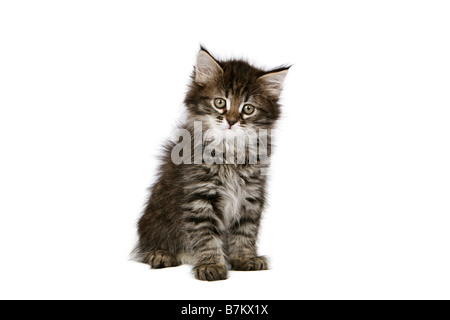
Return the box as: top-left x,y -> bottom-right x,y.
129,240 -> 147,263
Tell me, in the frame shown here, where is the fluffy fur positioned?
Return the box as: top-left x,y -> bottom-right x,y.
133,47 -> 289,281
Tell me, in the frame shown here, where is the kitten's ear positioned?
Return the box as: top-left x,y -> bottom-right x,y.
195,49 -> 223,85
257,67 -> 290,97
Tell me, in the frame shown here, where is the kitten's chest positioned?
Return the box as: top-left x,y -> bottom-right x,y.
214,165 -> 256,225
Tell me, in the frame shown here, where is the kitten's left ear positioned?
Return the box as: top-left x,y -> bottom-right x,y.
257,67 -> 290,97
195,49 -> 223,85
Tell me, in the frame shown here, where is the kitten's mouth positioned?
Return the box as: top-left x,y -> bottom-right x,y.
225,126 -> 240,132
226,122 -> 240,131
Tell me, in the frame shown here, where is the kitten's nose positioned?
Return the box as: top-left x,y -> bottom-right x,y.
227,119 -> 238,127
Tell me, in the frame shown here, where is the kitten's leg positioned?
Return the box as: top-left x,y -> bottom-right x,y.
228,198 -> 268,271
184,188 -> 228,281
146,249 -> 181,269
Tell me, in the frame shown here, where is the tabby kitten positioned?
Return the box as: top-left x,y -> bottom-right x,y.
134,47 -> 289,281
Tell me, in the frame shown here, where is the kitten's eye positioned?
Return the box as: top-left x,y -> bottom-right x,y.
214,98 -> 227,109
242,104 -> 256,115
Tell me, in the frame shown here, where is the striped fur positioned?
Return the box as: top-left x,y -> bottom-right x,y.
134,47 -> 289,281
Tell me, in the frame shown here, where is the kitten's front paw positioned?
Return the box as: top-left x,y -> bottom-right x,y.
193,263 -> 228,281
231,256 -> 269,271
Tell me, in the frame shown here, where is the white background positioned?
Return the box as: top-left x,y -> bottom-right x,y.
1,0 -> 449,300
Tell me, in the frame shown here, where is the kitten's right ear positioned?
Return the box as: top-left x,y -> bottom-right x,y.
195,49 -> 223,85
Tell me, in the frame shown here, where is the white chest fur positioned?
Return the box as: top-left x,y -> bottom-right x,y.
215,165 -> 257,226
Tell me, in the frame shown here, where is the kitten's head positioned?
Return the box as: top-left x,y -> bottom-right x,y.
185,47 -> 289,135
